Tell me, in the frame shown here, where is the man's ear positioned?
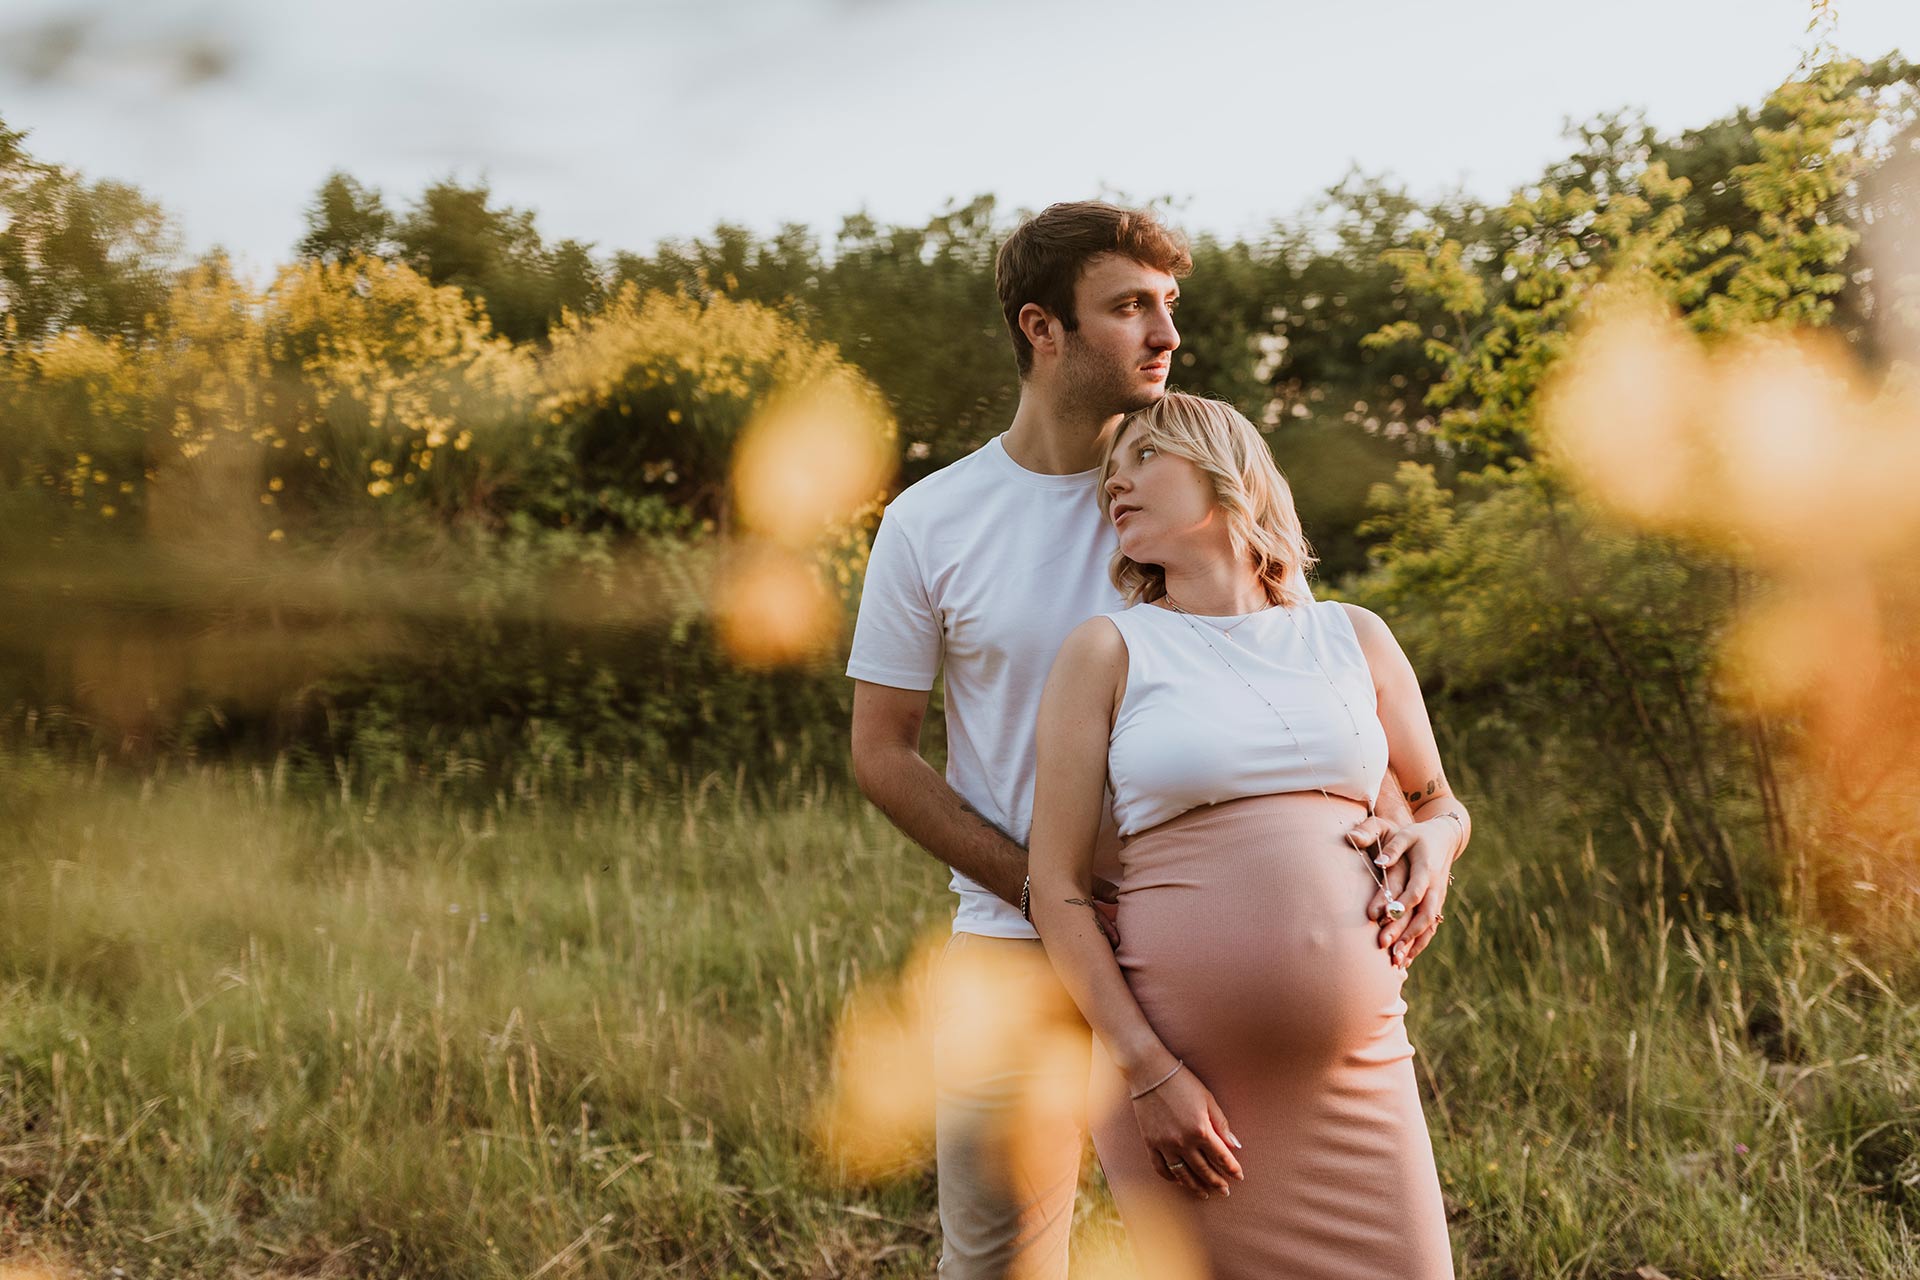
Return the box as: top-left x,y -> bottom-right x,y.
1018,302 -> 1059,361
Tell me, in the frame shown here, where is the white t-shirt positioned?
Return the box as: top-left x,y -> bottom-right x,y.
847,433 -> 1125,938
1103,600 -> 1387,836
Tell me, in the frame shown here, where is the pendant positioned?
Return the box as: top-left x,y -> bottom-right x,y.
1384,899 -> 1407,921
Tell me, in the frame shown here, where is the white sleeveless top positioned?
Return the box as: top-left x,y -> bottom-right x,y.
1103,600 -> 1388,837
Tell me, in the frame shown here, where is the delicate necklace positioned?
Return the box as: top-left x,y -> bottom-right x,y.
1158,590 -> 1262,642
1158,595 -> 1407,922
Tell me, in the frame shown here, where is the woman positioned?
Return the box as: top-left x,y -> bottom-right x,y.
1027,393 -> 1467,1278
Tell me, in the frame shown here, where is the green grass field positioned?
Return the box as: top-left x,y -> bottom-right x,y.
3,739 -> 1919,1278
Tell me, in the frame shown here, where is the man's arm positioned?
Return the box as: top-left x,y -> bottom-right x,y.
844,504 -> 1030,904
850,679 -> 1028,907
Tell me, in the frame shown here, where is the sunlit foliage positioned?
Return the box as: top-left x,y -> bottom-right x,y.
1356,57 -> 1920,925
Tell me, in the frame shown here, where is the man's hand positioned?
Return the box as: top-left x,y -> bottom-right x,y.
1091,875 -> 1121,948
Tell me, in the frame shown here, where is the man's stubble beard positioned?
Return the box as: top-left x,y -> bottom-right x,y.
1059,331 -> 1165,419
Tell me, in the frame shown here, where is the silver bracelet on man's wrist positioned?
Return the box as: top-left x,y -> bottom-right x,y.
1020,874 -> 1032,922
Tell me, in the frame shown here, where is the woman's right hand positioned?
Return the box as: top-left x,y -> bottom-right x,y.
1129,1061 -> 1244,1197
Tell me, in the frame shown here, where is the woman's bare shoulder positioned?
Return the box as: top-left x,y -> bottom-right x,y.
1335,602 -> 1413,671
1061,613 -> 1127,660
1335,601 -> 1394,645
1044,615 -> 1130,704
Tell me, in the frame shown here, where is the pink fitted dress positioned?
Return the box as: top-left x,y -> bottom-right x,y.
1090,601 -> 1453,1279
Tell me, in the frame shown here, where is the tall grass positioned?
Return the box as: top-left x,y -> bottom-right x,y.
0,738 -> 951,1276
2,732 -> 1917,1277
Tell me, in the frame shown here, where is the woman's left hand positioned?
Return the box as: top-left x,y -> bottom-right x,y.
1368,819 -> 1454,969
1348,817 -> 1417,964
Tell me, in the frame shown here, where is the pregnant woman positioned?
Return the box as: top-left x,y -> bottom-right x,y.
1028,393 -> 1467,1278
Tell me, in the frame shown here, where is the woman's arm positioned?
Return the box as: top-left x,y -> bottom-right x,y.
1028,617 -> 1243,1198
1339,603 -> 1472,968
1028,619 -> 1162,1077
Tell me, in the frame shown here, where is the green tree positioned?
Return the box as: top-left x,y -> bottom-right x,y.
1354,59 -> 1906,911
812,196 -> 1011,475
0,116 -> 179,343
394,177 -> 604,343
613,198 -> 1014,480
611,220 -> 822,308
295,171 -> 397,263
1169,174 -> 1499,575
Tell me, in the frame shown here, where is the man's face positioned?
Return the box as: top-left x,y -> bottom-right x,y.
1054,253 -> 1180,417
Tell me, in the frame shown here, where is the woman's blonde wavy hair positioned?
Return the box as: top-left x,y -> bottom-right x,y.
1099,392 -> 1316,608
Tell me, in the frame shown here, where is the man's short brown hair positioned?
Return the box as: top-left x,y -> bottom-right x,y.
994,201 -> 1192,377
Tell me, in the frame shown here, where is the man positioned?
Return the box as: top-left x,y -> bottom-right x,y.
846,202 -> 1425,1278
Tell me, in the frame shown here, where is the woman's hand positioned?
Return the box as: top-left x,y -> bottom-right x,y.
1348,814 -> 1415,958
1129,1061 -> 1244,1198
1369,818 -> 1455,968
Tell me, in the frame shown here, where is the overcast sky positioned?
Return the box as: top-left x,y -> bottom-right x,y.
0,0 -> 1913,276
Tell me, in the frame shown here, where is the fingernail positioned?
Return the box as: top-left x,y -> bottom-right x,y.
1373,854 -> 1389,866
1229,1135 -> 1243,1150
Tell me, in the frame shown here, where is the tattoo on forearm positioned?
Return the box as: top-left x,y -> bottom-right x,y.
1404,775 -> 1448,807
1065,897 -> 1101,916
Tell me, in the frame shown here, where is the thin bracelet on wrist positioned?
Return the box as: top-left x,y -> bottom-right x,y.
1434,810 -> 1466,861
1019,874 -> 1032,922
1129,1058 -> 1186,1101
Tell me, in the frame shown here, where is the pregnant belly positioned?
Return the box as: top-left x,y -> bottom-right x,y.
1113,792 -> 1410,1070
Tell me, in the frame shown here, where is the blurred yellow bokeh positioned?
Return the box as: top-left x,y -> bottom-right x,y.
711,541 -> 840,668
730,383 -> 895,548
817,931 -> 1093,1181
1544,292 -> 1920,569
0,1258 -> 74,1280
814,929 -> 944,1178
816,928 -> 1211,1278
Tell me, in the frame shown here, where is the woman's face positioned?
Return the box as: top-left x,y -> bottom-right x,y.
1103,419 -> 1222,566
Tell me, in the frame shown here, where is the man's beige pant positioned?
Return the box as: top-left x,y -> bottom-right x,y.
933,932 -> 1093,1280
